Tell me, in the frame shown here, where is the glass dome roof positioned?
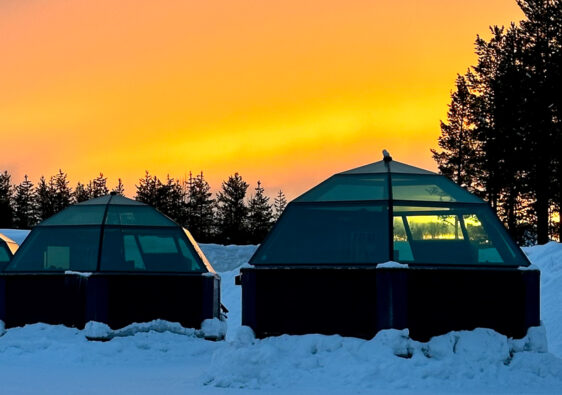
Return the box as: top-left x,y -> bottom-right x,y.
6,194 -> 214,273
251,156 -> 530,268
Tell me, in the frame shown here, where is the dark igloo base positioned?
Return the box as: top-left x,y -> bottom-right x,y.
239,266 -> 540,341
0,272 -> 220,330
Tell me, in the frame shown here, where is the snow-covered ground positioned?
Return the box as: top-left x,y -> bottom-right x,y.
0,236 -> 561,394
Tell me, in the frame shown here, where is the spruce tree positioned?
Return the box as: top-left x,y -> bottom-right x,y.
88,173 -> 109,198
517,0 -> 562,243
36,176 -> 55,221
74,182 -> 90,203
135,171 -> 161,207
216,173 -> 249,244
51,170 -> 72,214
187,172 -> 215,242
111,178 -> 125,195
431,73 -> 481,193
247,181 -> 273,244
273,189 -> 287,221
156,175 -> 185,223
0,171 -> 14,227
13,175 -> 38,229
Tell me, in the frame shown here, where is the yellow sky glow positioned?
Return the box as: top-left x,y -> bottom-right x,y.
0,0 -> 523,199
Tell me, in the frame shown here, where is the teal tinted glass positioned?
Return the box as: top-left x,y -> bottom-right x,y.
6,227 -> 100,272
40,205 -> 106,226
251,202 -> 389,265
0,242 -> 11,263
99,227 -> 205,272
392,204 -> 527,266
391,175 -> 482,203
295,175 -> 388,202
104,206 -> 176,227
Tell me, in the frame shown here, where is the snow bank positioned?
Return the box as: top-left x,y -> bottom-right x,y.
523,242 -> 562,358
0,240 -> 561,394
204,326 -> 562,392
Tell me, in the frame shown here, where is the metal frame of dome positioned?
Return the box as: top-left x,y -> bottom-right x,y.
0,193 -> 221,334
239,153 -> 540,341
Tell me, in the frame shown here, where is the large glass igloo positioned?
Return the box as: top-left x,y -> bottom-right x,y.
239,155 -> 539,341
251,157 -> 529,268
0,193 -> 221,332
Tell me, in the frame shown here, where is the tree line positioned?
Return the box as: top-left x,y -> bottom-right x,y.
0,170 -> 288,245
432,0 -> 561,244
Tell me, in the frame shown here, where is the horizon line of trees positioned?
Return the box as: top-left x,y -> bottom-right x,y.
0,169 -> 288,245
432,0 -> 561,245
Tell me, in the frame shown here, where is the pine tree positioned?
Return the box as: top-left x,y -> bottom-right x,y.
431,73 -> 481,193
135,171 -> 161,207
273,189 -> 287,221
111,178 -> 125,195
156,175 -> 185,223
51,169 -> 72,214
0,170 -> 14,227
88,173 -> 109,198
247,181 -> 273,244
216,173 -> 249,244
13,175 -> 38,229
73,182 -> 90,203
187,172 -> 215,242
517,0 -> 562,243
36,176 -> 55,221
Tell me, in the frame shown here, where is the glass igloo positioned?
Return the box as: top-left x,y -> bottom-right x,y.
251,156 -> 529,268
1,193 -> 221,333
240,155 -> 538,341
7,194 -> 212,273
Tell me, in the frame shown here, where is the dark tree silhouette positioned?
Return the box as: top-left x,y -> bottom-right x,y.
13,175 -> 38,229
51,170 -> 72,214
247,181 -> 273,244
432,73 -> 481,193
434,0 -> 562,244
216,173 -> 249,244
73,182 -> 90,203
88,173 -> 109,198
273,189 -> 287,221
0,171 -> 14,228
186,172 -> 215,242
36,176 -> 55,221
112,178 -> 125,195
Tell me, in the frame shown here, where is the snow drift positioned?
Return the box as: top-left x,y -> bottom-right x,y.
0,241 -> 560,394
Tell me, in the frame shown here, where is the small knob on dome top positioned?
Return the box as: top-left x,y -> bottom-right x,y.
382,149 -> 392,162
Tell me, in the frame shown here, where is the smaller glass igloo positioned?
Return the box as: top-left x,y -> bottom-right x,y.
1,193 -> 221,332
7,194 -> 212,273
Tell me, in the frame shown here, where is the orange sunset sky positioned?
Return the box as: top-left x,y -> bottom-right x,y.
1,0 -> 523,200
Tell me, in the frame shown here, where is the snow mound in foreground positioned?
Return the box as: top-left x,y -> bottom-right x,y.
523,242 -> 562,358
204,326 -> 561,392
